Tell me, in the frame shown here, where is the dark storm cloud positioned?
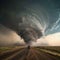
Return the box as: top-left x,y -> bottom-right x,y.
0,0 -> 60,44
0,0 -> 43,44
19,27 -> 42,43
0,24 -> 12,35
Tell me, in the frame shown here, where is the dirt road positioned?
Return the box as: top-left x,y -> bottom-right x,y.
0,47 -> 60,60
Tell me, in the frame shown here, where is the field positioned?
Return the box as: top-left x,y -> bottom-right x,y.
37,46 -> 60,53
0,47 -> 14,53
0,46 -> 60,60
0,46 -> 24,53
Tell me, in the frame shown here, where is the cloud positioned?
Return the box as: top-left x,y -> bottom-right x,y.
0,0 -> 60,46
50,14 -> 60,31
45,32 -> 60,46
0,25 -> 25,46
31,32 -> 60,46
31,37 -> 48,46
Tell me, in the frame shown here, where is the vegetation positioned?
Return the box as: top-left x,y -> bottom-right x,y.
37,46 -> 60,53
0,47 -> 15,53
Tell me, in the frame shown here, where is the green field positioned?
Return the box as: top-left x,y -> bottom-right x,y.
36,46 -> 60,53
0,47 -> 15,53
0,46 -> 25,53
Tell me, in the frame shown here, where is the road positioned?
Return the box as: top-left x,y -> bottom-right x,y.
0,47 -> 60,60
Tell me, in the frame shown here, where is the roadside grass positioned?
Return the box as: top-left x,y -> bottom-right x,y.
36,46 -> 60,53
36,47 -> 60,59
0,47 -> 14,53
0,46 -> 25,53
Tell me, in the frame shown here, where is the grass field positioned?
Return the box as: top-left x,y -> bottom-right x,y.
0,47 -> 15,53
0,46 -> 25,53
0,46 -> 60,53
37,46 -> 60,53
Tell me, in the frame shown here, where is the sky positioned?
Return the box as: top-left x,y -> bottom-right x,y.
31,32 -> 60,46
0,24 -> 25,46
0,0 -> 60,46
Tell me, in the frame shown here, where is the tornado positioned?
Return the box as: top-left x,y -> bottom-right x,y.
0,14 -> 43,44
18,26 -> 43,44
17,16 -> 43,44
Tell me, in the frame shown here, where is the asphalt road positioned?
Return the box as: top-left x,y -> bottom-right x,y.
0,47 -> 60,60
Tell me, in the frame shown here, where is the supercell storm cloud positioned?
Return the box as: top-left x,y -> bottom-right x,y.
18,16 -> 43,43
0,0 -> 60,44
